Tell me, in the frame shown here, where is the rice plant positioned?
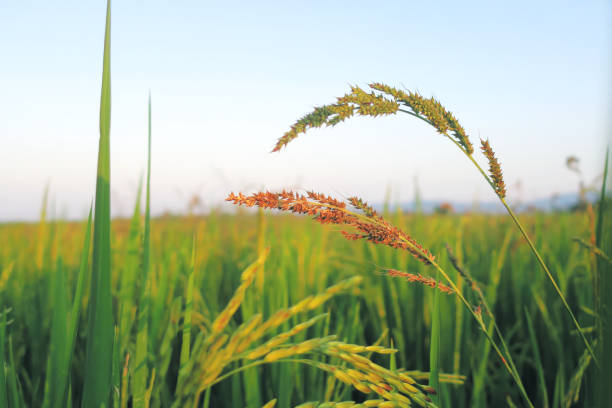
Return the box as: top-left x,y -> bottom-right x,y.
227,82 -> 610,407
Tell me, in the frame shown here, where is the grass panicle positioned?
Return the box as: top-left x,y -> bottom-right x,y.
480,139 -> 506,198
385,269 -> 454,295
226,191 -> 435,265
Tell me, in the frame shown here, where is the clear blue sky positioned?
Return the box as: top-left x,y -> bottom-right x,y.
1,1 -> 610,221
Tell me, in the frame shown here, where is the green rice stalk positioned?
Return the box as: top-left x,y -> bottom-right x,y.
81,0 -> 114,405
8,336 -> 21,408
118,180 -> 143,355
42,258 -> 69,408
596,149 -> 610,405
428,268 -> 441,405
133,93 -> 153,408
525,309 -> 549,408
0,311 -> 9,407
179,237 -> 196,367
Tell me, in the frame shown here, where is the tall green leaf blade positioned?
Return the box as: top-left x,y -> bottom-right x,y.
597,148 -> 610,406
7,336 -> 21,408
42,259 -> 68,408
0,312 -> 8,408
429,270 -> 441,405
118,179 -> 143,356
65,207 -> 93,376
133,93 -> 153,408
525,309 -> 549,408
81,1 -> 114,406
179,237 -> 196,368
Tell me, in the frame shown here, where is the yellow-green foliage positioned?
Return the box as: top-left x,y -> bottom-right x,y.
0,206 -> 608,407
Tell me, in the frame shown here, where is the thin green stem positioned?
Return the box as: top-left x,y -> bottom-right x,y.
398,108 -> 598,367
501,198 -> 599,367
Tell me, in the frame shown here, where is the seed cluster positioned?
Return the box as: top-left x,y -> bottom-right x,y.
319,346 -> 438,407
226,191 -> 435,265
273,83 -> 473,155
480,139 -> 506,198
175,272 -> 365,404
369,83 -> 473,154
273,85 -> 400,152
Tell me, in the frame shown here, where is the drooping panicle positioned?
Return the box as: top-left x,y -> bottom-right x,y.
274,82 -> 474,155
480,139 -> 506,198
369,83 -> 474,154
226,191 -> 435,266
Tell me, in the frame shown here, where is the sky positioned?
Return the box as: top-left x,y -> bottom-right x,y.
1,1 -> 610,221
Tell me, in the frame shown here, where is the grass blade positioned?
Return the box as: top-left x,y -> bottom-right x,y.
118,180 -> 143,356
179,237 -> 196,367
428,270 -> 441,405
42,259 -> 68,408
81,0 -> 114,405
8,336 -> 22,408
133,93 -> 153,408
597,148 -> 610,405
0,311 -> 8,408
525,309 -> 549,408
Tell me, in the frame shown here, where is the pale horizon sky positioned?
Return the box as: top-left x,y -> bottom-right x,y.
1,1 -> 610,221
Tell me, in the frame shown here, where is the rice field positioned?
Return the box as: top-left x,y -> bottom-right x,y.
0,204 -> 610,407
1,1 -> 610,407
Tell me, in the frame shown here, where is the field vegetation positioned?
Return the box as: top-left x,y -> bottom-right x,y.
1,205 -> 610,407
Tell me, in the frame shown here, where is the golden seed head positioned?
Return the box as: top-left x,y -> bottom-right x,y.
377,402 -> 398,408
263,348 -> 297,362
295,403 -> 318,408
353,381 -> 373,394
335,402 -> 358,408
362,400 -> 385,407
334,369 -> 355,385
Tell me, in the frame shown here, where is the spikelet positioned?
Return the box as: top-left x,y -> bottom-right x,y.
385,269 -> 454,295
348,197 -> 378,218
327,341 -> 397,355
366,82 -> 474,154
273,85 -> 399,152
480,139 -> 506,198
401,370 -> 465,386
263,337 -> 333,362
245,314 -> 328,359
324,350 -> 436,407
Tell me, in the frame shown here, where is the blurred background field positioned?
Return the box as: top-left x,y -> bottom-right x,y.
1,200 -> 609,407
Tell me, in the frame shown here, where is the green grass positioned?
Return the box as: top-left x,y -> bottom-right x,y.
81,0 -> 113,406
